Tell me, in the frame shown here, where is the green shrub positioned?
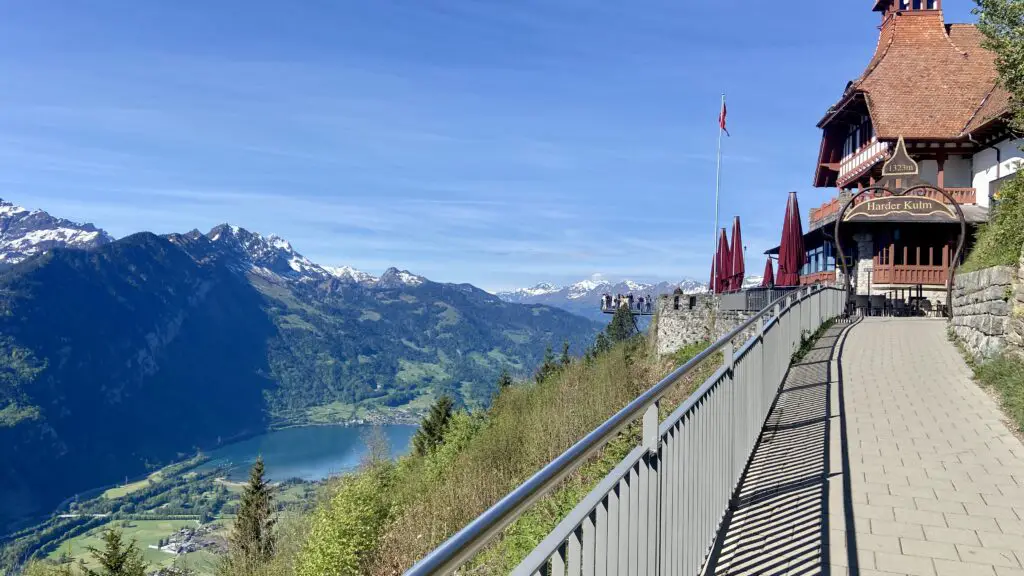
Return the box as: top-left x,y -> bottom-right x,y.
962,171 -> 1024,272
294,463 -> 396,576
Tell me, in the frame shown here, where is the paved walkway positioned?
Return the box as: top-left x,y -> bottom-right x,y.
705,318 -> 1024,576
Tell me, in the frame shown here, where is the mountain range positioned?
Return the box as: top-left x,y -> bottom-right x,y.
0,198 -> 600,531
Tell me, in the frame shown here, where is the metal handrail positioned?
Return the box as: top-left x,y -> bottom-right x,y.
405,284 -> 837,575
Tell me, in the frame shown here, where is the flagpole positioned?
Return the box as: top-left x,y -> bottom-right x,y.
713,93 -> 725,291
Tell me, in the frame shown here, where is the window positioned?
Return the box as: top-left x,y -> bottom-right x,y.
842,116 -> 873,158
688,296 -> 697,310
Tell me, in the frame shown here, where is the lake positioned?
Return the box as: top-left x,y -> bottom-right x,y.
202,424 -> 418,482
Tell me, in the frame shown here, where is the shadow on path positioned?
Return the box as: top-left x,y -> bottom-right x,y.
702,325 -> 845,576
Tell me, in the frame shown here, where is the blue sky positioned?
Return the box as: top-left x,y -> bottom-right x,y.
0,1 -> 977,292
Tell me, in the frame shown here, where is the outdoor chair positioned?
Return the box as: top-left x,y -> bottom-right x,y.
919,299 -> 933,317
892,300 -> 907,317
869,295 -> 886,316
854,295 -> 870,316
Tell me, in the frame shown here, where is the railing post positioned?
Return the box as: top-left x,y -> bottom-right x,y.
723,339 -> 735,506
642,401 -> 660,575
643,402 -> 659,451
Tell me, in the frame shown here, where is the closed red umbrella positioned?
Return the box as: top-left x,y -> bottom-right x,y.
710,252 -> 718,294
761,257 -> 775,288
717,228 -> 732,293
730,216 -> 745,290
777,191 -> 806,286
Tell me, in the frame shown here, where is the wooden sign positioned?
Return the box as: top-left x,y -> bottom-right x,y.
881,136 -> 919,177
843,196 -> 956,222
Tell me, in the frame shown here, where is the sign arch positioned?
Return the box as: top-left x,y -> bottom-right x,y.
831,137 -> 967,318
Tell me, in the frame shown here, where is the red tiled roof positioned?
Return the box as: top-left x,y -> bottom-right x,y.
823,12 -> 1010,140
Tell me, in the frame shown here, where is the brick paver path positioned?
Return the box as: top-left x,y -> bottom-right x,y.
835,318 -> 1024,576
704,318 -> 1024,576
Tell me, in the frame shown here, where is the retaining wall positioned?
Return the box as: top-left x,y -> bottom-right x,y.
951,245 -> 1024,360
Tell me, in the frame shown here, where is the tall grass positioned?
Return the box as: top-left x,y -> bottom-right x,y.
290,335 -> 721,576
974,354 -> 1024,433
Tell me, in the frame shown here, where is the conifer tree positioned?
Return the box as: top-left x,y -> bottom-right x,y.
412,395 -> 454,456
560,340 -> 571,367
607,304 -> 636,343
82,528 -> 146,576
594,331 -> 611,355
534,346 -> 559,383
225,456 -> 276,571
496,369 -> 514,390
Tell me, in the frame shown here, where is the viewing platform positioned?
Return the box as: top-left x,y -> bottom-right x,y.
599,294 -> 656,316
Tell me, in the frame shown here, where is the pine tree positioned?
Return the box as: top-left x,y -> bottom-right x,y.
412,395 -> 454,456
82,528 -> 146,576
559,341 -> 571,367
496,369 -> 514,390
226,456 -> 276,570
607,304 -> 636,343
594,331 -> 611,355
534,346 -> 558,383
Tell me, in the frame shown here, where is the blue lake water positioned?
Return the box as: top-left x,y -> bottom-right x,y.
202,424 -> 418,482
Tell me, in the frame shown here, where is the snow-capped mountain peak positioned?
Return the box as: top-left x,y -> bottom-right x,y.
266,234 -> 293,252
324,265 -> 378,284
206,223 -> 331,282
377,267 -> 426,288
567,278 -> 613,299
0,198 -> 113,266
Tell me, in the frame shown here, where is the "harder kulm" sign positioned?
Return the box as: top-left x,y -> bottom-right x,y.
843,196 -> 956,221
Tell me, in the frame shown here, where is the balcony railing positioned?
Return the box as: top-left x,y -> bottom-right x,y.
809,188 -> 977,228
405,286 -> 846,576
800,271 -> 836,285
873,265 -> 947,286
719,287 -> 799,312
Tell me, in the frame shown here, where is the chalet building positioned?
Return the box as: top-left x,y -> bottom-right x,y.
778,0 -> 1022,308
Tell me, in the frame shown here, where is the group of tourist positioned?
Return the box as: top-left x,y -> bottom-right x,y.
600,293 -> 654,314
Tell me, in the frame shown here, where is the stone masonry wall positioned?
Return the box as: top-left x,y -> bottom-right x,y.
655,293 -> 756,356
951,245 -> 1024,360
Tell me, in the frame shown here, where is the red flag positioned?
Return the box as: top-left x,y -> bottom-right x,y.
719,100 -> 730,137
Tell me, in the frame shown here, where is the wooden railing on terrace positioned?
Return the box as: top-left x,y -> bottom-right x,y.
800,271 -> 836,285
808,187 -> 976,229
873,265 -> 947,285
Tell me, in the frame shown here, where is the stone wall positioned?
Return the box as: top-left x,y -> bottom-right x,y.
951,245 -> 1024,360
655,293 -> 757,356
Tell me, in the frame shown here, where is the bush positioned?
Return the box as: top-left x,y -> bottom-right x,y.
294,463 -> 395,576
962,171 -> 1024,272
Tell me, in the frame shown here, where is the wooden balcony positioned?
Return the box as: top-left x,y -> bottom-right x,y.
872,265 -> 947,285
873,243 -> 950,286
809,187 -> 977,229
799,271 -> 836,285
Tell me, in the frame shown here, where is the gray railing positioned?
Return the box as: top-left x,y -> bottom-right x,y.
406,285 -> 846,576
719,287 -> 799,312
